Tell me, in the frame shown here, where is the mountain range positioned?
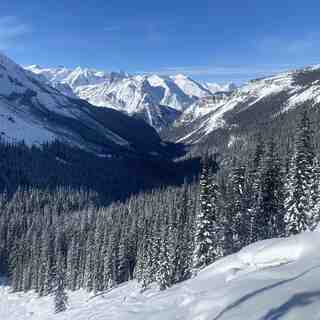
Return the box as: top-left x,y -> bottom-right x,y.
26,65 -> 235,131
2,51 -> 320,159
0,53 -> 171,158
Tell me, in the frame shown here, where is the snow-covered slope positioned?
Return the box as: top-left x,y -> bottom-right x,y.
74,75 -> 182,130
0,52 -> 165,155
1,231 -> 320,319
180,91 -> 233,123
168,66 -> 320,144
171,74 -> 214,99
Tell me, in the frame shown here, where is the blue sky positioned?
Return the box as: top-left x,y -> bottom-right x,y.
1,0 -> 320,83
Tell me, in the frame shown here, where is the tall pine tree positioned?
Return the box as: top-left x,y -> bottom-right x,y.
285,111 -> 314,235
193,155 -> 220,269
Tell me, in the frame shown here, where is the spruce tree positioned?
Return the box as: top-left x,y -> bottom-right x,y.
228,165 -> 249,250
254,139 -> 285,240
285,111 -> 314,235
309,157 -> 320,229
53,260 -> 68,314
156,229 -> 172,291
193,155 -> 220,269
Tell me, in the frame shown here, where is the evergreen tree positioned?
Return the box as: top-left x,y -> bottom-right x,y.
285,111 -> 314,235
193,155 -> 220,269
254,139 -> 285,240
172,184 -> 192,283
53,259 -> 68,314
156,229 -> 172,291
309,157 -> 320,229
227,165 -> 250,250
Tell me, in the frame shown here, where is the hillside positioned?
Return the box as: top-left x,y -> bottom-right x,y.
163,66 -> 320,147
1,231 -> 319,320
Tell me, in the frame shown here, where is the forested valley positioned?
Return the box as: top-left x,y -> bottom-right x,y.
0,106 -> 319,313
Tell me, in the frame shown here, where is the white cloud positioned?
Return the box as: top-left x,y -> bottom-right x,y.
0,16 -> 31,49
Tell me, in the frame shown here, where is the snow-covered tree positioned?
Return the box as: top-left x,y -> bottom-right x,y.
53,260 -> 68,314
285,111 -> 314,235
253,139 -> 285,240
225,164 -> 250,251
309,157 -> 320,229
193,155 -> 221,269
156,229 -> 173,290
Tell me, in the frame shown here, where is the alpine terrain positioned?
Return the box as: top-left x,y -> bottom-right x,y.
2,1 -> 320,319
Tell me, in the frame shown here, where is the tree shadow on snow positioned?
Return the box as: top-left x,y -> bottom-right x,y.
213,265 -> 320,320
261,290 -> 320,320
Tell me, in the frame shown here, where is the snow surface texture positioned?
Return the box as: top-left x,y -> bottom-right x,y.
1,231 -> 320,319
26,65 -> 234,130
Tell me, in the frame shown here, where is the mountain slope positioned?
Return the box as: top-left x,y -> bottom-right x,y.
1,231 -> 320,319
165,66 -> 320,144
0,53 -> 167,156
171,74 -> 214,99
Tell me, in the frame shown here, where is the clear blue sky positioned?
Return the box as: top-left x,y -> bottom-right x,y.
1,0 -> 320,83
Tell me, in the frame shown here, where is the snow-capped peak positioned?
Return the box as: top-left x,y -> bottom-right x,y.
174,73 -> 189,79
171,74 -> 213,99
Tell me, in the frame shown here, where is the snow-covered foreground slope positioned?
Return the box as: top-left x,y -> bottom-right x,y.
2,231 -> 320,320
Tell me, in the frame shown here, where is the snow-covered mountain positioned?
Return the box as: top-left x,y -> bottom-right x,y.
166,66 -> 320,144
27,65 -> 112,89
26,65 -> 234,131
1,231 -> 320,319
179,91 -> 233,124
171,74 -> 214,99
203,81 -> 237,94
0,52 -> 167,156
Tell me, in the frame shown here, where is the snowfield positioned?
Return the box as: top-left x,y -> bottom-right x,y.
1,231 -> 320,319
